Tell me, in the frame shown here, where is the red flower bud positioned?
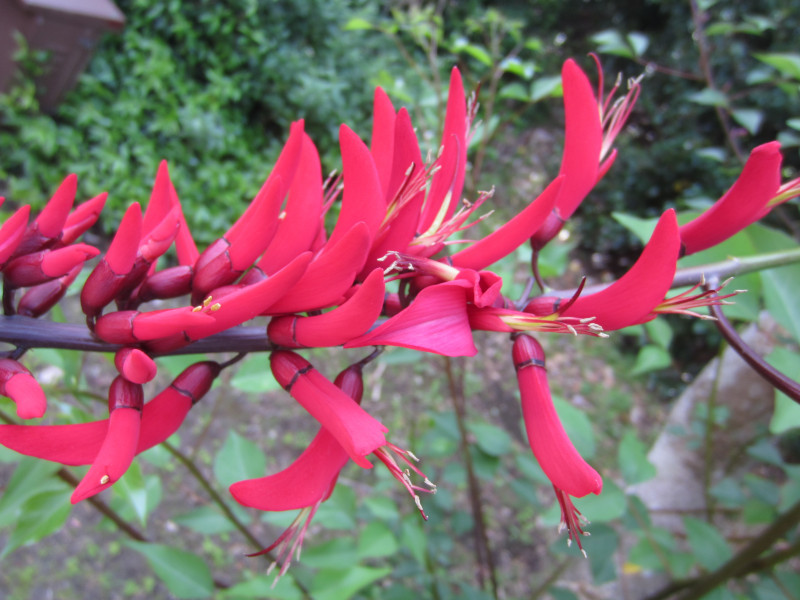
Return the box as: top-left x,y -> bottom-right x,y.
114,348 -> 157,384
4,243 -> 99,288
0,358 -> 47,419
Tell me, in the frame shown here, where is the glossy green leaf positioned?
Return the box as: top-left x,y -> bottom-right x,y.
125,541 -> 213,599
467,421 -> 513,456
618,430 -> 656,484
761,266 -> 800,345
683,516 -> 733,571
220,575 -> 302,599
0,457 -> 62,527
731,108 -> 763,134
631,345 -> 671,376
2,488 -> 72,558
213,431 -> 267,490
766,348 -> 800,434
530,75 -> 562,101
754,52 -> 800,80
611,212 -> 659,245
311,566 -> 392,600
687,88 -> 729,107
357,521 -> 398,559
573,479 -> 626,522
230,355 -> 280,393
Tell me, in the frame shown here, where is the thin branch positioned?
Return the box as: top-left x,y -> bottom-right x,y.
443,356 -> 499,599
706,290 -> 800,405
645,497 -> 800,600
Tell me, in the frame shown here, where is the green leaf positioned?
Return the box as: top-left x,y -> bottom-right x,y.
0,457 -> 63,526
551,395 -> 596,458
591,30 -> 634,58
754,52 -> 800,80
499,57 -> 534,79
112,460 -> 158,527
631,345 -> 671,376
125,541 -> 213,599
645,318 -> 673,349
467,421 -> 513,456
683,516 -> 733,571
343,17 -> 373,31
213,430 -> 267,490
220,575 -> 302,599
766,348 -> 800,434
301,537 -> 358,569
498,82 -> 530,101
611,212 -> 659,245
618,430 -> 656,484
530,75 -> 562,101
731,108 -> 763,134
400,518 -> 427,566
311,566 -> 392,600
174,504 -> 249,534
230,355 -> 280,393
573,479 -> 626,522
451,38 -> 492,66
2,488 -> 72,557
357,521 -> 398,559
761,265 -> 800,345
687,88 -> 729,107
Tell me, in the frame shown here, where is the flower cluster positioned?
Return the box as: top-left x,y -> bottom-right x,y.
0,58 -> 797,572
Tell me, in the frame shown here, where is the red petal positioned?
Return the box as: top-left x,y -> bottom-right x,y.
0,419 -> 107,465
41,243 -> 99,277
226,120 -> 305,243
270,352 -> 387,468
105,203 -> 143,274
268,268 -> 385,347
679,142 -> 782,255
451,175 -> 563,271
345,281 -> 477,356
555,59 -> 603,220
0,205 -> 31,266
265,222 -> 371,314
230,428 -> 348,511
61,192 -> 108,244
5,372 -> 47,419
513,335 -> 602,497
421,68 -> 467,231
183,251 -> 311,340
562,209 -> 680,330
115,348 -> 157,384
327,125 -> 385,249
370,87 -> 397,199
35,173 -> 77,239
71,408 -> 141,503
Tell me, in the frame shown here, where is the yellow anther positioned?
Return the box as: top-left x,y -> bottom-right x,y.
202,295 -> 213,307
209,303 -> 222,312
100,475 -> 110,485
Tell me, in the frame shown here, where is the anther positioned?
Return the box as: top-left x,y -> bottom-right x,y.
100,475 -> 110,485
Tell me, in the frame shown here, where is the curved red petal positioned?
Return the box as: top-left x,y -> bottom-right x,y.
451,175 -> 562,271
513,335 -> 602,497
71,408 -> 141,503
679,142 -> 782,255
555,59 -> 603,220
345,281 -> 477,356
562,209 -> 680,330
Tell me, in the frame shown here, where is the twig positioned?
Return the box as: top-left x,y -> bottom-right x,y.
443,356 -> 499,599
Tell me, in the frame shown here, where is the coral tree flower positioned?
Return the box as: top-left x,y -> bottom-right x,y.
528,209 -> 681,331
71,376 -> 143,503
679,141 -> 782,256
269,351 -> 388,468
0,358 -> 47,419
231,362 -> 434,579
513,334 -> 601,555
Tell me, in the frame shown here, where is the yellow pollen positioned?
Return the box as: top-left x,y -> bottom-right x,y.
202,295 -> 213,307
191,305 -> 202,312
100,475 -> 110,485
209,303 -> 222,312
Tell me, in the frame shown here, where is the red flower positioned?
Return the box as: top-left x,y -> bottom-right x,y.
269,351 -> 388,468
513,334 -> 601,555
679,142 -> 782,256
0,359 -> 47,419
550,209 -> 681,331
344,280 -> 478,356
